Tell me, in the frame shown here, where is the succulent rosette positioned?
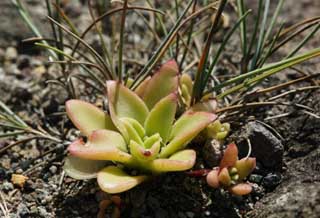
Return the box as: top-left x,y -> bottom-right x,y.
206,143 -> 256,195
63,60 -> 217,193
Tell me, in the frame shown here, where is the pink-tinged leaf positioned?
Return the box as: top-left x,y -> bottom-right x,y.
206,168 -> 220,188
129,140 -> 160,162
144,93 -> 177,143
218,167 -> 231,187
97,166 -> 148,193
189,99 -> 217,113
63,156 -> 107,180
142,60 -> 179,109
134,76 -> 151,97
235,158 -> 256,180
219,143 -> 239,169
229,183 -> 252,196
149,149 -> 196,172
159,111 -> 217,158
107,81 -> 149,125
65,100 -> 116,136
67,131 -> 133,164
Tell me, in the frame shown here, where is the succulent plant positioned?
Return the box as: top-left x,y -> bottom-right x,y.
206,143 -> 256,195
63,60 -> 217,193
206,120 -> 230,141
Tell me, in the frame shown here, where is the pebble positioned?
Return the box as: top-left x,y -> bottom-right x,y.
262,173 -> 282,189
5,46 -> 18,61
38,206 -> 49,217
249,174 -> 263,184
17,203 -> 30,217
2,181 -> 14,191
49,165 -> 58,174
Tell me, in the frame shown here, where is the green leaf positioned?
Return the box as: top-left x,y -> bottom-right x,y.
97,166 -> 149,193
144,93 -> 177,143
160,111 -> 217,158
65,100 -> 116,136
149,149 -> 196,172
235,157 -> 256,180
67,132 -> 133,164
142,60 -> 179,109
218,167 -> 231,186
107,81 -> 149,125
129,140 -> 160,162
63,156 -> 107,180
120,118 -> 144,145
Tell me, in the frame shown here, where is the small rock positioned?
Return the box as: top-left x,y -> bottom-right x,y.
38,206 -> 49,217
202,139 -> 223,167
0,167 -> 6,180
2,181 -> 14,191
17,203 -> 30,217
5,46 -> 18,61
262,173 -> 282,189
17,55 -> 30,69
249,174 -> 263,184
49,165 -> 58,174
237,121 -> 284,169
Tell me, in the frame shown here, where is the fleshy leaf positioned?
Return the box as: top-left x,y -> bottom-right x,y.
134,76 -> 151,97
229,183 -> 252,196
218,167 -> 231,186
67,132 -> 132,164
63,156 -> 107,180
129,140 -> 160,162
97,166 -> 148,193
120,118 -> 143,145
235,158 -> 256,180
142,60 -> 179,109
107,81 -> 149,125
144,93 -> 177,143
160,111 -> 217,158
206,168 -> 220,188
219,143 -> 238,169
65,100 -> 116,136
180,73 -> 193,94
143,133 -> 161,149
189,99 -> 217,113
149,149 -> 196,172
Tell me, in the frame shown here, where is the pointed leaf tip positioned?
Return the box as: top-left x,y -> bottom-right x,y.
142,60 -> 179,109
144,93 -> 177,143
97,166 -> 148,193
107,80 -> 149,125
218,167 -> 231,187
65,99 -> 116,136
160,111 -> 217,158
219,143 -> 238,169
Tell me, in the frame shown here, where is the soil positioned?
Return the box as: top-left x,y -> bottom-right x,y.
0,0 -> 319,218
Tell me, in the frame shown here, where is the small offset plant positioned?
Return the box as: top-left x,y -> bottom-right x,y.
64,60 -> 217,193
206,143 -> 256,195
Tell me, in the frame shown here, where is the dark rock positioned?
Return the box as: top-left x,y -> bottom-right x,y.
237,121 -> 284,170
17,55 -> 31,69
249,174 -> 263,184
202,139 -> 223,168
0,167 -> 6,180
261,173 -> 282,189
250,148 -> 320,218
